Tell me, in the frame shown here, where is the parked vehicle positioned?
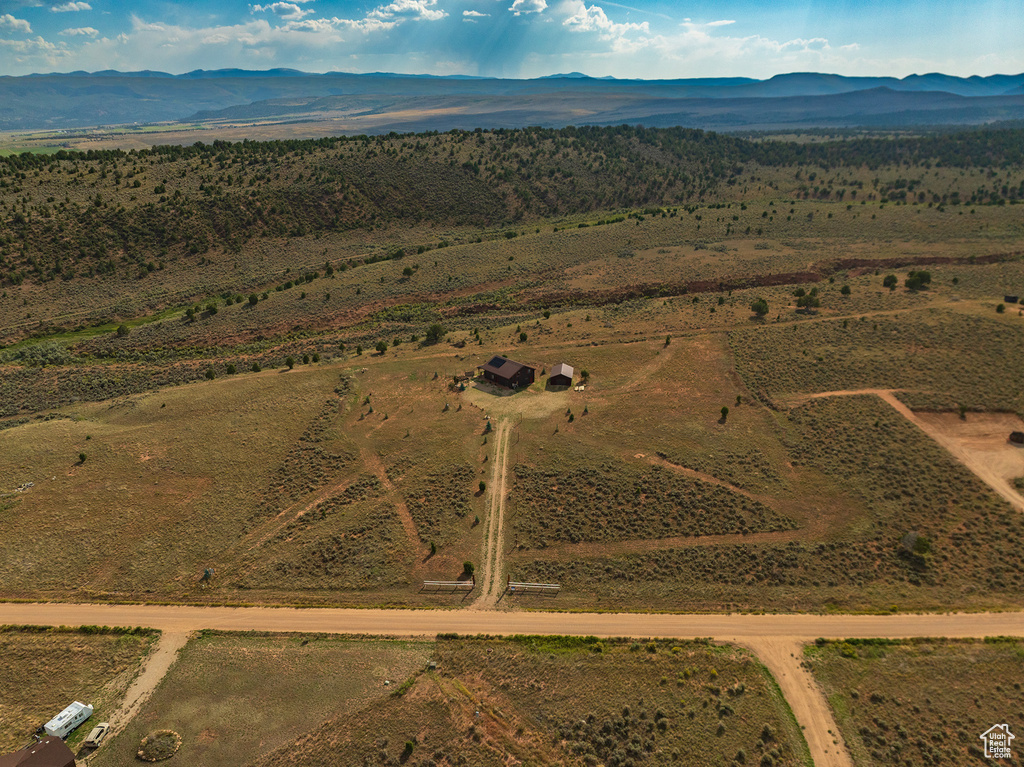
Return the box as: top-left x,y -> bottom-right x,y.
43,701 -> 93,739
83,722 -> 110,748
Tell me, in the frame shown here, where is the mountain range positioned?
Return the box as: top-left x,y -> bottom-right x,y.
2,69 -> 1023,133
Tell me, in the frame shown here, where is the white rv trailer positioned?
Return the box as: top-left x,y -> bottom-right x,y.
43,701 -> 93,739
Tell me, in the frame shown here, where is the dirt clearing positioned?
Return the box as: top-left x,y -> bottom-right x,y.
914,410 -> 1024,510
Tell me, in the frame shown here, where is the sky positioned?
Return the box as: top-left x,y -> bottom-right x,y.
0,0 -> 1021,79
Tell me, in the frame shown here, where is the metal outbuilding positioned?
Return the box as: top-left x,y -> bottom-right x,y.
548,362 -> 574,387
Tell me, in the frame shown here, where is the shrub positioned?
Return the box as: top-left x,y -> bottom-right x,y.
251,363 -> 261,372
905,270 -> 932,291
463,561 -> 475,577
750,298 -> 769,316
226,364 -> 237,375
425,323 -> 445,344
285,356 -> 295,369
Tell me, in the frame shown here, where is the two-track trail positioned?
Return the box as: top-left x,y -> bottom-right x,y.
472,418 -> 511,608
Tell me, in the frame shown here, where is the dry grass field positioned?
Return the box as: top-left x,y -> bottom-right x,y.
0,355 -> 491,605
252,634 -> 811,767
2,285 -> 1024,611
805,637 -> 1024,766
1,126 -> 1023,613
0,626 -> 157,752
92,631 -> 433,767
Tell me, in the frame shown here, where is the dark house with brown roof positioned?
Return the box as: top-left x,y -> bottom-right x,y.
480,356 -> 535,389
0,737 -> 76,767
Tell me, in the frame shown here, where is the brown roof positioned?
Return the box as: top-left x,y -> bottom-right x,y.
0,738 -> 75,767
550,362 -> 574,379
479,355 -> 534,378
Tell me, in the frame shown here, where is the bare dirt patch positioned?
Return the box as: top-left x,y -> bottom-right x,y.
802,390 -> 1024,513
914,410 -> 1024,510
462,381 -> 570,420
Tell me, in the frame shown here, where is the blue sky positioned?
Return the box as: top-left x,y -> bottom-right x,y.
0,0 -> 1021,78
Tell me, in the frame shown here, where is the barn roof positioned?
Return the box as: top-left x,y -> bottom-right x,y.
480,355 -> 533,378
0,738 -> 76,767
550,362 -> 574,379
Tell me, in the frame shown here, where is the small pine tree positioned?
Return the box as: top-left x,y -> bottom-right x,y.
721,405 -> 729,421
286,356 -> 295,369
251,362 -> 261,372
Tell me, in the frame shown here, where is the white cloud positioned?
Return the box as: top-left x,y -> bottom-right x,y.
681,18 -> 735,29
60,26 -> 99,36
51,2 -> 92,12
284,16 -> 396,33
563,2 -> 648,39
463,10 -> 488,17
0,14 -> 32,33
509,0 -> 547,16
251,2 -> 313,20
0,37 -> 60,52
368,0 -> 447,21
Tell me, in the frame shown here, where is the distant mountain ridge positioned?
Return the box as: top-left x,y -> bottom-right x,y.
1,69 -> 1023,133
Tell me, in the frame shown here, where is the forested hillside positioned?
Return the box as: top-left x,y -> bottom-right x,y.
1,125 -> 1022,288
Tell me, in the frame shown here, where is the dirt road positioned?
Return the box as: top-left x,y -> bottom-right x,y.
3,603 -> 1021,767
473,418 -> 511,608
105,631 -> 191,739
743,638 -> 851,767
2,602 -> 1020,640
